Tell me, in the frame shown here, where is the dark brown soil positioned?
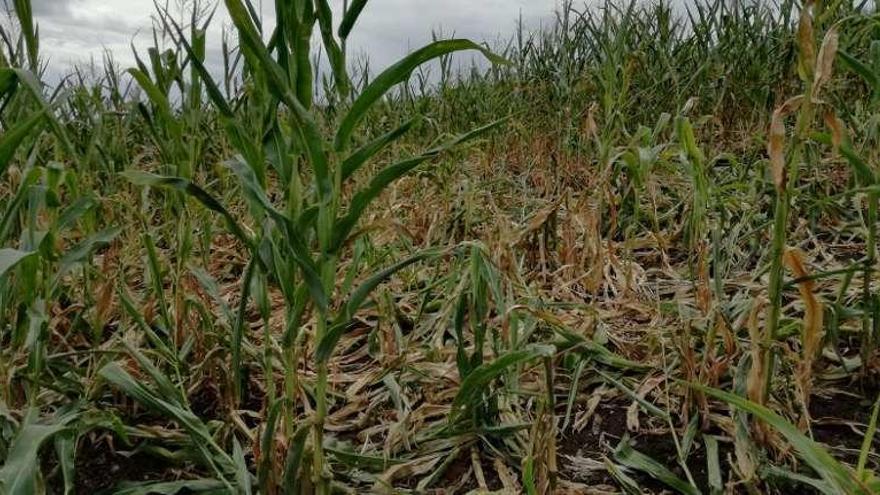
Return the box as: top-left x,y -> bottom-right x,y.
189,380 -> 223,421
558,401 -> 629,486
439,449 -> 503,494
396,448 -> 504,494
559,401 -> 734,493
50,437 -> 181,494
44,390 -> 874,494
810,389 -> 878,464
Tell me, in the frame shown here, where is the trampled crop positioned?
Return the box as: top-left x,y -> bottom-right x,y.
2,0 -> 880,493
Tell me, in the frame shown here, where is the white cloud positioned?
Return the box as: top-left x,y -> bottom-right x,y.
31,0 -> 559,78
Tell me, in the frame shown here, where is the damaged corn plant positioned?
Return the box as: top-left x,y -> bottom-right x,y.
5,0 -> 880,493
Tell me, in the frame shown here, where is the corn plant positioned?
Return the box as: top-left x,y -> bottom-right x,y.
694,383 -> 880,494
6,0 -> 880,492
119,0 -> 507,491
760,0 -> 830,404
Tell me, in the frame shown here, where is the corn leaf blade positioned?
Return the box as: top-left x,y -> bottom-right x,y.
335,40 -> 508,150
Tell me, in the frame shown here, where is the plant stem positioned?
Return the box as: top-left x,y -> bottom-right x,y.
862,191 -> 878,366
762,85 -> 814,400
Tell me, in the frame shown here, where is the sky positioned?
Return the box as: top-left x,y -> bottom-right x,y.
25,0 -> 561,79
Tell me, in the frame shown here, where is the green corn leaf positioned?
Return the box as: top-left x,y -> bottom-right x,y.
614,440 -> 701,495
522,455 -> 537,495
0,107 -> 47,176
99,363 -> 236,484
113,479 -> 228,495
121,171 -> 253,249
232,437 -> 253,495
449,344 -> 555,424
857,394 -> 880,481
453,288 -> 469,378
692,383 -> 865,494
314,0 -> 350,96
338,0 -> 368,39
341,116 -> 420,182
282,283 -> 311,348
562,357 -> 587,431
763,465 -> 835,494
223,0 -> 332,208
54,432 -> 76,495
552,324 -> 647,370
282,422 -> 312,493
258,399 -> 285,489
332,118 -> 505,251
599,371 -> 671,422
162,15 -> 233,118
226,158 -> 328,310
839,142 -> 875,186
122,341 -> 184,406
296,11 -> 317,108
55,227 -> 121,283
127,68 -> 182,137
681,412 -> 700,459
0,411 -> 74,495
0,248 -> 37,279
142,232 -> 173,332
326,441 -> 405,470
98,363 -> 197,435
231,256 -> 256,403
12,69 -> 78,160
676,116 -> 706,165
117,284 -> 174,359
189,265 -> 234,323
12,0 -> 38,70
339,247 -> 442,325
56,196 -> 98,232
704,436 -> 723,495
0,68 -> 18,97
316,249 -> 441,363
838,50 -> 880,93
0,167 -> 40,242
161,12 -> 263,171
335,39 -> 509,150
605,457 -> 643,495
331,155 -> 437,248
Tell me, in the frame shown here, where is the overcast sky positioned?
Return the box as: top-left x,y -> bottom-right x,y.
27,0 -> 560,79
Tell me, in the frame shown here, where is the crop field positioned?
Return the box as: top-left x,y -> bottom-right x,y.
3,0 -> 880,493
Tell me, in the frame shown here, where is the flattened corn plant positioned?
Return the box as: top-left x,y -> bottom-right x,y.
8,0 -> 880,493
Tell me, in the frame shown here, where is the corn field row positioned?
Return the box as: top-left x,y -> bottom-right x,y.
2,0 -> 880,493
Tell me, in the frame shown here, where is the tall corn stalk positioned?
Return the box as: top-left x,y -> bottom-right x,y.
760,0 -> 838,405
123,1 -> 506,491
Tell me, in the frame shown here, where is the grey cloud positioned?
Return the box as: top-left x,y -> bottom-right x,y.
340,0 -> 557,72
35,0 -> 559,79
31,0 -> 74,17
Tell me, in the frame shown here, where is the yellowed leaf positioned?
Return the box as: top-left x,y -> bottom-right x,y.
812,26 -> 839,99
